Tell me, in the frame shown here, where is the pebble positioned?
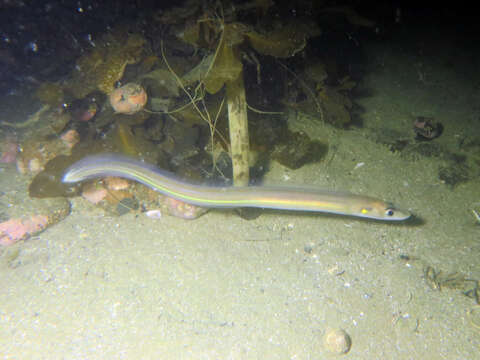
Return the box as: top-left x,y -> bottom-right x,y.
324,328 -> 352,354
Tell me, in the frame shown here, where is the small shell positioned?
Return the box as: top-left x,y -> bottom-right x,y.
413,116 -> 443,140
145,209 -> 162,219
324,328 -> 352,354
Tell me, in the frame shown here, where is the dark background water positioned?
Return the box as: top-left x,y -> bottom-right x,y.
1,0 -> 479,121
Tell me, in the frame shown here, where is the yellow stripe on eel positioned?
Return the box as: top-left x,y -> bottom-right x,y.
62,154 -> 411,221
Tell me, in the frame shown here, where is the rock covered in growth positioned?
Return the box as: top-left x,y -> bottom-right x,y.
0,133 -> 18,164
0,175 -> 70,246
16,129 -> 79,175
109,83 -> 148,114
65,30 -> 146,99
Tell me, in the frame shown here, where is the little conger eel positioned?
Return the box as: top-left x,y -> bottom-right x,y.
62,154 -> 411,221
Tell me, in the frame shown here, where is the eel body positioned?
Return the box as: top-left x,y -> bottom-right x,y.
62,154 -> 411,221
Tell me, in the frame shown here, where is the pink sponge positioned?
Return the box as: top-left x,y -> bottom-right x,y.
0,215 -> 49,246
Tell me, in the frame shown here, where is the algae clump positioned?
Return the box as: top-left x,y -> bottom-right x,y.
66,30 -> 146,98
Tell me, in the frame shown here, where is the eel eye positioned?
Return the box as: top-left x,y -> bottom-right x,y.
385,208 -> 395,217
